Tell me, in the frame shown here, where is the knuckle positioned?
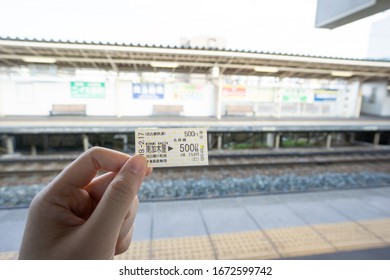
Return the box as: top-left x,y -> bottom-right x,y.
108,177 -> 134,203
85,146 -> 100,156
125,196 -> 139,219
115,238 -> 131,255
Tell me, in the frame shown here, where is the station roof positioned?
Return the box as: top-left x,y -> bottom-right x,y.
0,37 -> 390,81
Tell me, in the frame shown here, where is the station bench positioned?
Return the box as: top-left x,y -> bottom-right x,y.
50,104 -> 86,116
153,105 -> 184,116
225,105 -> 254,116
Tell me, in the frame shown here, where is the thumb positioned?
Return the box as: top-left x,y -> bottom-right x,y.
85,155 -> 147,242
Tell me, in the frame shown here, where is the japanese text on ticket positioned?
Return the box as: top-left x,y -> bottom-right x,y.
135,127 -> 209,167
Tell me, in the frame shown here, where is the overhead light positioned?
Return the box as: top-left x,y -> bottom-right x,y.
331,71 -> 353,77
254,66 -> 279,73
75,69 -> 105,76
22,56 -> 57,64
150,61 -> 179,68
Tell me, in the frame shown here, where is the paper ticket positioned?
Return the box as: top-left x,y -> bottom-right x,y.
135,127 -> 209,167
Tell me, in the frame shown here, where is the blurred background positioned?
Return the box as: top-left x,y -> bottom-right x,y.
0,0 -> 390,260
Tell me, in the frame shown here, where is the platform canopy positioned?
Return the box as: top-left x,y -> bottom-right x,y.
0,37 -> 389,82
315,0 -> 390,29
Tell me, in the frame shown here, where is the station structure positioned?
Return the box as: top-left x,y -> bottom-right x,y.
0,37 -> 390,154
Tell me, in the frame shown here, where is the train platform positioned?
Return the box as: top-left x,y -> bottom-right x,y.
1,114 -> 390,134
1,186 -> 390,260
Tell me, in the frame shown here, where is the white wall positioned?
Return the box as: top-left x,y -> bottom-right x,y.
0,69 -> 364,118
116,80 -> 215,117
0,79 -> 12,116
220,79 -> 361,118
0,77 -> 116,116
361,80 -> 390,116
367,15 -> 390,60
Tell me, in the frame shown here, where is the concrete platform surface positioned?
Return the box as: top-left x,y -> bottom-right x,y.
1,186 -> 390,259
1,114 -> 390,133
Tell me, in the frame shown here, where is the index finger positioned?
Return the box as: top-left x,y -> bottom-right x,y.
54,147 -> 132,189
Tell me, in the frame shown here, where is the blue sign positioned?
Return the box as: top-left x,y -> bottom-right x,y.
314,89 -> 337,102
132,83 -> 164,99
314,94 -> 337,102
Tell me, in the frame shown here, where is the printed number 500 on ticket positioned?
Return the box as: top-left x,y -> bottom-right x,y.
135,127 -> 209,168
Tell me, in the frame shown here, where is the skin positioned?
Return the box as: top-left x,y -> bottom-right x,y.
18,147 -> 152,260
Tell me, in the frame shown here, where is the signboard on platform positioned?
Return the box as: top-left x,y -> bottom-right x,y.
279,88 -> 310,103
70,81 -> 105,98
172,83 -> 205,101
132,83 -> 164,99
314,89 -> 337,102
222,85 -> 246,100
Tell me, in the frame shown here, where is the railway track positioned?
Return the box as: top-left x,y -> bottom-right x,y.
1,148 -> 390,176
2,148 -> 390,209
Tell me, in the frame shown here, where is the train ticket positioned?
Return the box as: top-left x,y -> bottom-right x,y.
135,127 -> 209,167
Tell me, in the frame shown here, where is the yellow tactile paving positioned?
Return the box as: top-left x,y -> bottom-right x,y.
211,230 -> 280,260
359,218 -> 390,244
115,240 -> 150,260
151,236 -> 215,260
2,218 -> 390,260
265,226 -> 334,258
313,222 -> 385,251
0,251 -> 17,260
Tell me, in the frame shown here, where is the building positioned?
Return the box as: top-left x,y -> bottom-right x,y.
1,37 -> 389,120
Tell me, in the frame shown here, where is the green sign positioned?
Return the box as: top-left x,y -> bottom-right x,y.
280,88 -> 308,103
70,81 -> 105,98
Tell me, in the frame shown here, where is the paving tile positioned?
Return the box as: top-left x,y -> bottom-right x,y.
359,218 -> 390,244
151,236 -> 214,260
0,209 -> 28,222
314,222 -> 384,251
152,205 -> 206,239
312,188 -> 369,201
326,198 -> 390,221
275,191 -> 322,204
265,226 -> 334,258
236,195 -> 282,207
0,209 -> 28,252
151,199 -> 199,211
132,211 -> 152,241
372,187 -> 390,198
211,230 -> 279,260
0,251 -> 18,260
198,197 -> 241,209
286,201 -> 349,225
201,206 -> 258,234
246,204 -> 306,229
0,221 -> 26,252
360,196 -> 390,216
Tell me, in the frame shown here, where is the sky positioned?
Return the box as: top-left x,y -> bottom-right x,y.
0,0 -> 389,59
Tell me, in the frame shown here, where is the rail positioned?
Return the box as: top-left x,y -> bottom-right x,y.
1,148 -> 390,176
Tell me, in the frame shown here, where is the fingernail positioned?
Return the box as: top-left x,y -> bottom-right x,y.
128,155 -> 147,175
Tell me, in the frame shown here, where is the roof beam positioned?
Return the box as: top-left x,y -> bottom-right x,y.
0,59 -> 15,66
1,39 -> 390,68
79,49 -> 99,68
52,48 -> 78,68
0,54 -> 388,79
105,53 -> 118,72
26,47 -> 39,55
128,52 -> 138,72
0,45 -> 16,55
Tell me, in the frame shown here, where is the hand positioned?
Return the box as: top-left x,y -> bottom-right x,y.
18,147 -> 152,259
